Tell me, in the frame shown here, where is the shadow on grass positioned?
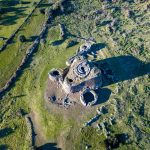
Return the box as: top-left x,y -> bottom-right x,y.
90,43 -> 106,54
0,128 -> 13,138
95,88 -> 111,105
0,37 -> 7,40
0,0 -> 19,7
20,2 -> 31,5
0,0 -> 30,7
65,32 -> 89,41
88,43 -> 106,58
51,39 -> 65,46
101,20 -> 112,26
94,55 -> 150,87
105,133 -> 129,149
38,3 -> 53,8
66,40 -> 79,48
0,6 -> 28,26
0,145 -> 8,150
36,143 -> 61,150
26,36 -> 38,42
50,0 -> 74,18
0,52 -> 149,102
10,94 -> 26,99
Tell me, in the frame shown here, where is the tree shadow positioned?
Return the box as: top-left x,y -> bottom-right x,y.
0,0 -> 18,7
21,2 -> 31,5
10,94 -> 26,99
94,55 -> 150,87
86,115 -> 101,126
101,20 -> 112,26
0,128 -> 13,138
36,143 -> 61,150
0,145 -> 8,150
26,36 -> 38,42
61,0 -> 75,15
95,88 -> 111,105
38,3 -> 53,8
51,39 -> 65,46
66,40 -> 79,48
105,133 -> 130,150
0,37 -> 7,40
0,0 -> 30,7
65,32 -> 89,41
91,43 -> 107,55
116,133 -> 129,144
51,0 -> 74,18
27,116 -> 36,146
0,7 -> 28,26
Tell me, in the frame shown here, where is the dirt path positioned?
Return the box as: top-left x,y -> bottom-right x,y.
30,111 -> 47,147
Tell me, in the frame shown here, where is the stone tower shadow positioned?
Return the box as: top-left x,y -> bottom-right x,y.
94,55 -> 150,87
95,88 -> 112,105
0,127 -> 14,138
91,55 -> 149,105
36,143 -> 61,150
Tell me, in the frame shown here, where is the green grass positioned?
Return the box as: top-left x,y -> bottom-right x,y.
0,26 -> 79,149
0,1 -> 47,89
0,0 -> 150,149
75,127 -> 106,150
0,0 -> 40,47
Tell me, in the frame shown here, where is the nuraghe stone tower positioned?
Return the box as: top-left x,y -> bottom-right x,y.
48,42 -> 103,106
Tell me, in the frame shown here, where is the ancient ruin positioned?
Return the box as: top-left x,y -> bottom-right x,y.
47,42 -> 103,107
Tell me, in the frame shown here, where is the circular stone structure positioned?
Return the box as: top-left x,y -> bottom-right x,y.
75,61 -> 90,78
62,77 -> 73,94
80,89 -> 98,106
48,69 -> 61,81
66,55 -> 76,66
78,42 -> 91,54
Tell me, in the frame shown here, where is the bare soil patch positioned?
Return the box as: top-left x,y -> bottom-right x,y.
44,79 -> 101,123
30,111 -> 47,147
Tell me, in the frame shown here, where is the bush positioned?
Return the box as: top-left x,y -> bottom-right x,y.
32,1 -> 37,6
18,35 -> 26,42
0,8 -> 4,14
39,8 -> 45,14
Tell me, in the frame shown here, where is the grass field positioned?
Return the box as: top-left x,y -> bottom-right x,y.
0,0 -> 40,47
0,0 -> 150,149
0,0 -> 48,89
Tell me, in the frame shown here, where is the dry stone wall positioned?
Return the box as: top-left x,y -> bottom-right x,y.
0,19 -> 48,96
25,115 -> 36,149
0,0 -> 62,96
0,0 -> 42,52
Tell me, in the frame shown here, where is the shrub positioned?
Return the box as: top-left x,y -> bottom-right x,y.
0,8 -> 4,14
39,8 -> 45,14
18,35 -> 26,42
